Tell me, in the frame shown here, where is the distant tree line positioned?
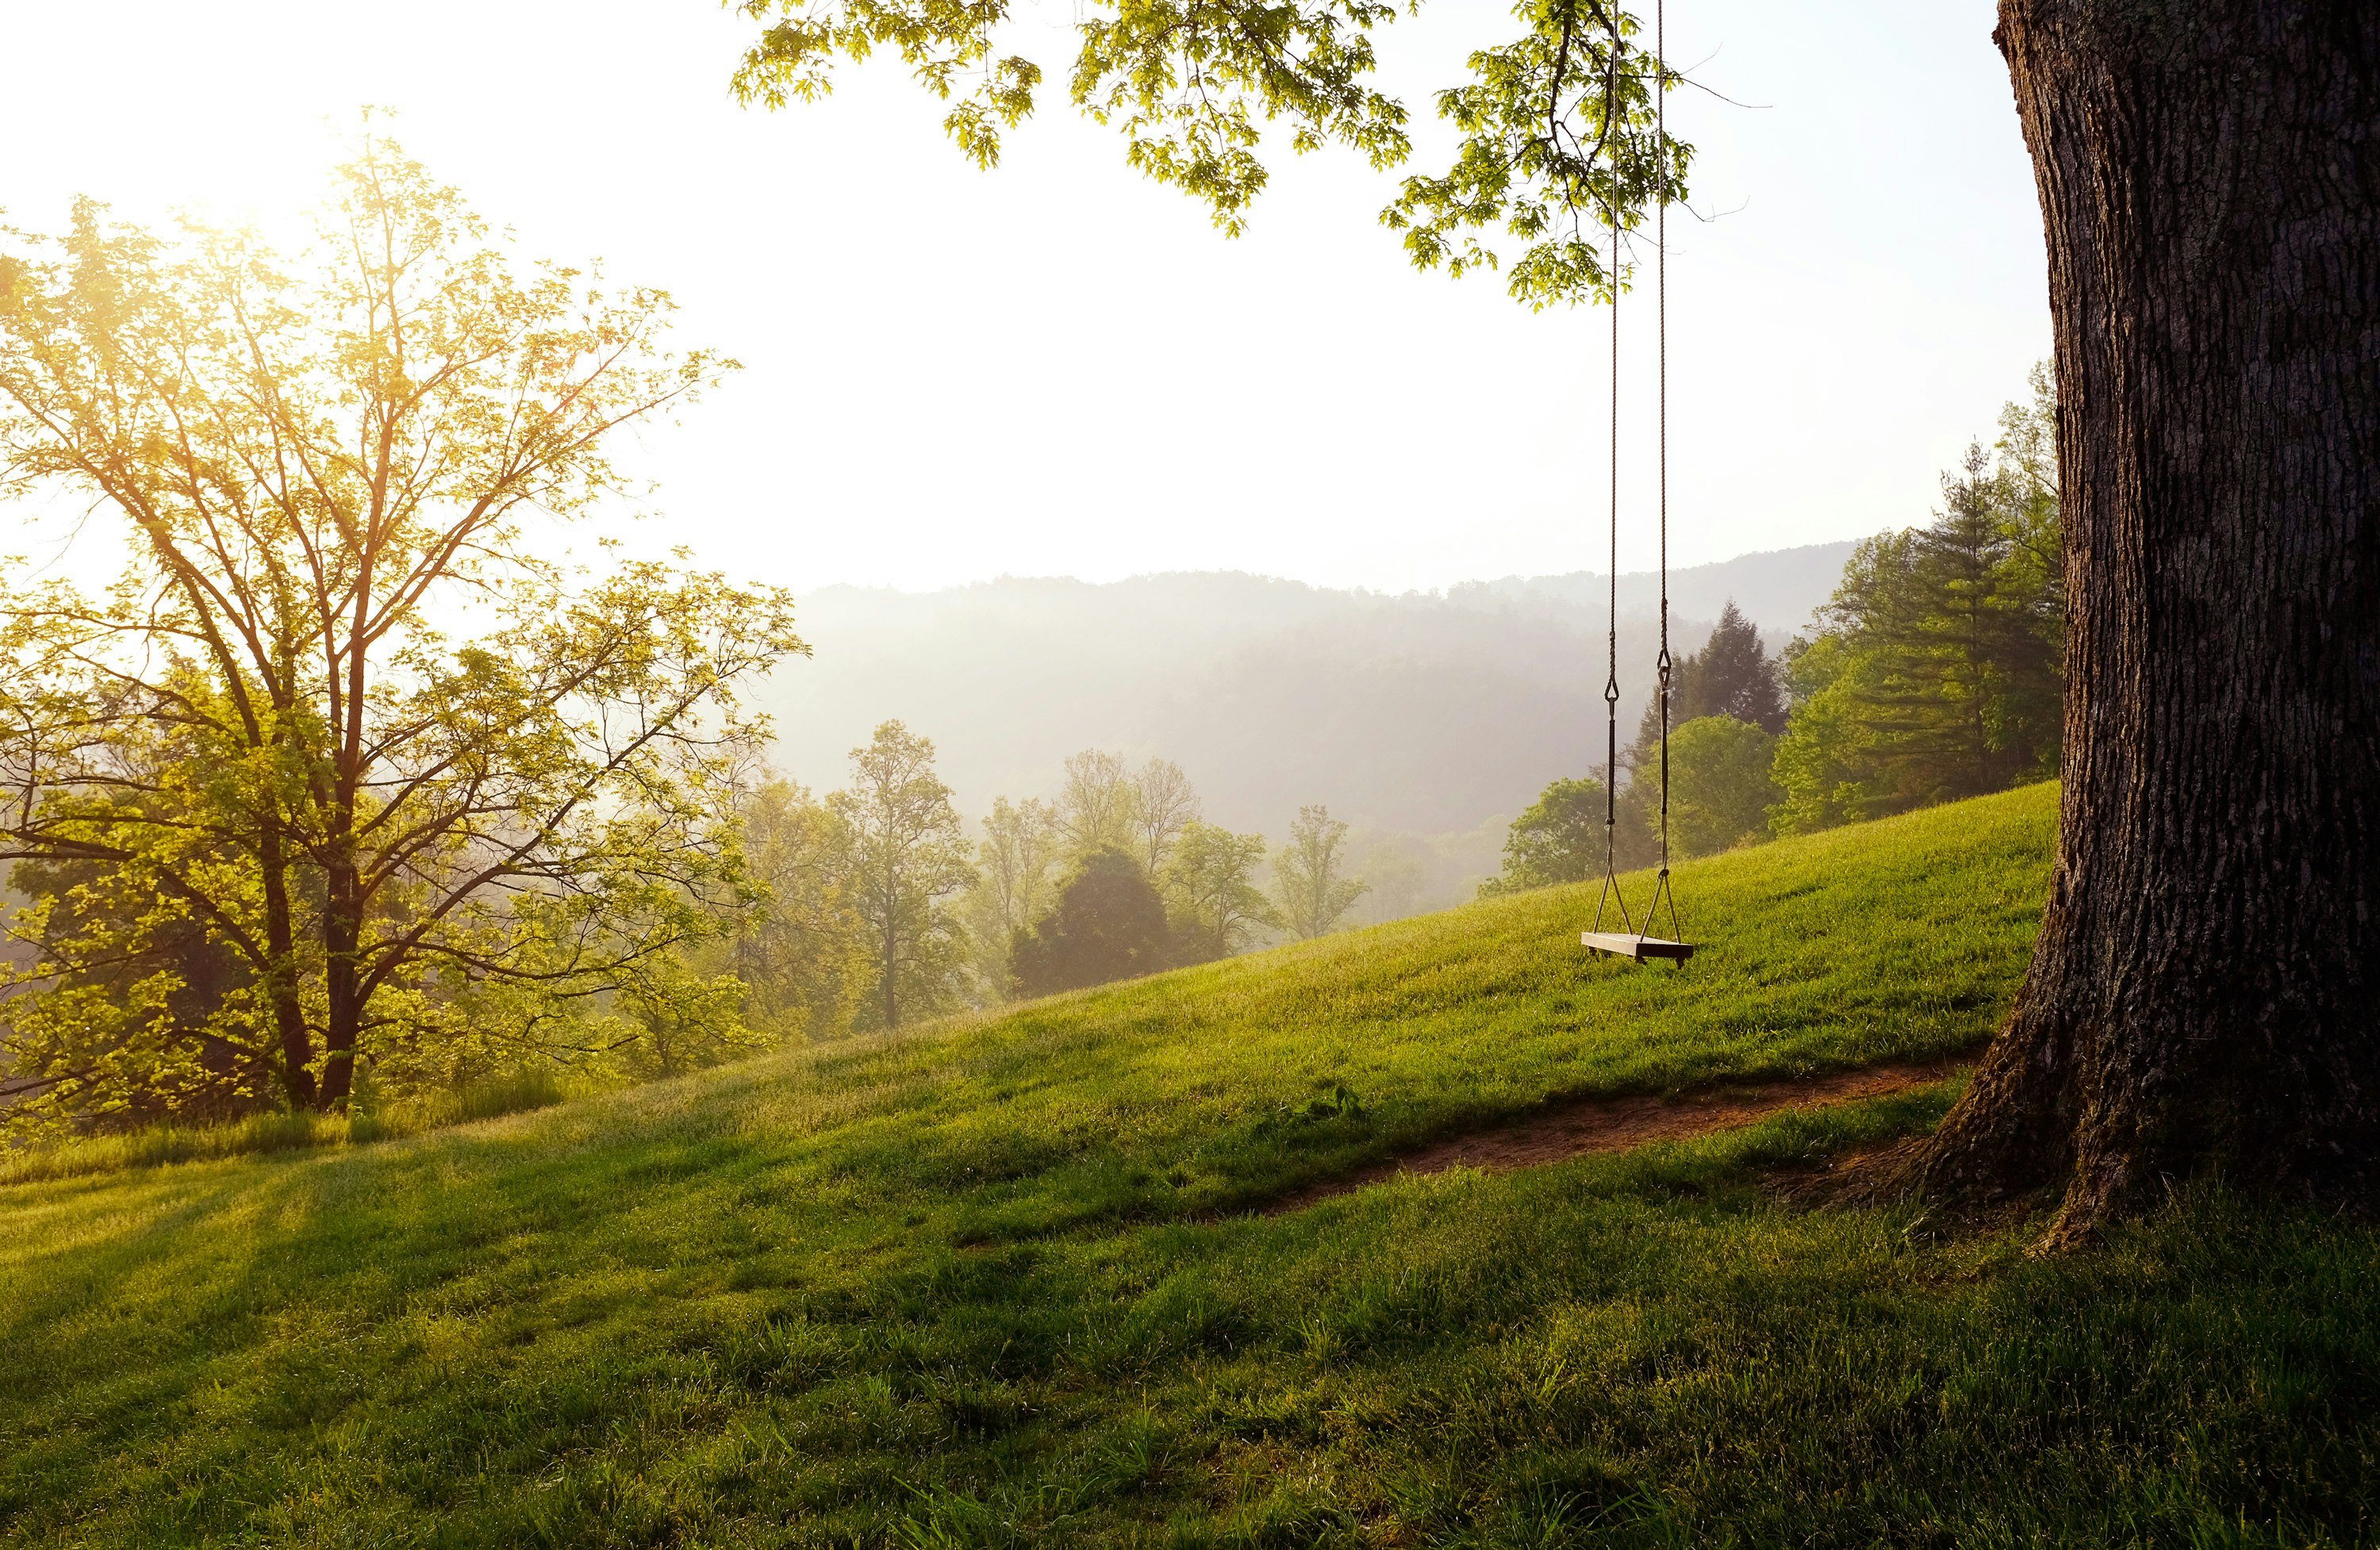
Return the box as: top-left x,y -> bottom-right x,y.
1481,366 -> 2064,896
726,736 -> 1377,1044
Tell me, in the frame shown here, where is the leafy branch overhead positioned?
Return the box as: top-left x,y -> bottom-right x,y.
726,0 -> 1689,305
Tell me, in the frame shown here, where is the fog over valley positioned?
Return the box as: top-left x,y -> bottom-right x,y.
755,542 -> 1855,915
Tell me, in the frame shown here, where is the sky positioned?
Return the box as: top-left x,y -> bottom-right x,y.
1,0 -> 2048,593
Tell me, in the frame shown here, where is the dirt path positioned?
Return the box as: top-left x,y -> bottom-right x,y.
1265,1057 -> 1967,1214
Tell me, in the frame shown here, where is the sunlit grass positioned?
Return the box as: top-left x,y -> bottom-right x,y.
0,1107 -> 347,1186
0,1067 -> 580,1187
4,782 -> 2372,1547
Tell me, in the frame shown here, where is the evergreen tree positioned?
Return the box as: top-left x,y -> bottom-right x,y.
1771,423 -> 2064,836
1632,600 -> 1784,765
1011,849 -> 1174,996
1687,601 -> 1787,731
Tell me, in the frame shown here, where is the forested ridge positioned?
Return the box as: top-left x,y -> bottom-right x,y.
750,545 -> 1856,838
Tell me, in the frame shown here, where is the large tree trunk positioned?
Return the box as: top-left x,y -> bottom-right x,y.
1920,0 -> 2380,1245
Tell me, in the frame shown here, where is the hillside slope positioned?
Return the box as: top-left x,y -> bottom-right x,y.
5,783 -> 2375,1548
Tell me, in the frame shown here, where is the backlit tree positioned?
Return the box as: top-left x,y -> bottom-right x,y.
0,139 -> 797,1126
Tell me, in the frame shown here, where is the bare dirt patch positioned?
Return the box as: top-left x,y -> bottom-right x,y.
1265,1057 -> 1969,1214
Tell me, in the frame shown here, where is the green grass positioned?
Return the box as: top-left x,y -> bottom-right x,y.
3,782 -> 2374,1548
0,1067 -> 578,1187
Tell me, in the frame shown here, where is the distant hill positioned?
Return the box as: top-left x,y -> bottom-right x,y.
754,540 -> 1859,894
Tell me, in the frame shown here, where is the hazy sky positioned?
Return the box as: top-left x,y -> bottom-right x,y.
4,0 -> 2047,593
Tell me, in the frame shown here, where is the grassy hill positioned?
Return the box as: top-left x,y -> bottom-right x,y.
4,782 -> 2374,1548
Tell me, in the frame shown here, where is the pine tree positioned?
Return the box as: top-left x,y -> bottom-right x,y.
1769,434 -> 2064,835
1683,601 -> 1787,732
1632,600 -> 1784,766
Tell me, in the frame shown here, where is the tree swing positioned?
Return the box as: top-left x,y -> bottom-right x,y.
1582,1 -> 1693,965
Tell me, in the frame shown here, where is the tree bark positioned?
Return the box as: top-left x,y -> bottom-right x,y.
258,830 -> 320,1111
320,869 -> 362,1111
1920,0 -> 2380,1245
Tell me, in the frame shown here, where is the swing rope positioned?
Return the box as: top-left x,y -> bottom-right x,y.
1586,0 -> 1690,962
1590,42 -> 1634,943
1643,0 -> 1686,948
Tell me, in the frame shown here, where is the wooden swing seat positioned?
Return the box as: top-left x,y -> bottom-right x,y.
1582,931 -> 1695,962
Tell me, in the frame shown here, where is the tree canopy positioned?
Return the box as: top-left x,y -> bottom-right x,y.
833,721 -> 975,1030
1770,383 -> 2063,836
962,794 -> 1062,998
1480,774 -> 1626,896
1161,821 -> 1278,962
1011,846 -> 1173,995
1636,600 -> 1785,746
727,0 -> 1690,309
1664,714 -> 1779,857
0,139 -> 797,1128
1273,804 -> 1368,939
724,775 -> 869,1042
